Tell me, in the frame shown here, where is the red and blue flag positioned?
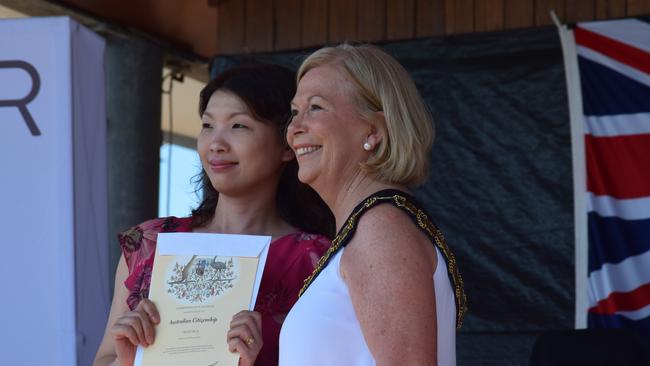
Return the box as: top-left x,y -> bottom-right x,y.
572,18 -> 650,336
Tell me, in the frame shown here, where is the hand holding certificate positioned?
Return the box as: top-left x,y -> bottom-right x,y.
134,233 -> 270,366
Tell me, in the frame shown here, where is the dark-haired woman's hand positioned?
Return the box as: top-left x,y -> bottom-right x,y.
227,310 -> 263,366
110,299 -> 160,366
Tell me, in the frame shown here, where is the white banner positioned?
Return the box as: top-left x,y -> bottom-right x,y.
0,16 -> 109,365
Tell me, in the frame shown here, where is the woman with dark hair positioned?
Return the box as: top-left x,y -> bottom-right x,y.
94,63 -> 334,366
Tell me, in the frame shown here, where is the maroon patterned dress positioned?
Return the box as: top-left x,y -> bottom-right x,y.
118,216 -> 331,366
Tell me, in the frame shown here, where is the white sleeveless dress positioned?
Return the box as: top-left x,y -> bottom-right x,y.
279,245 -> 457,366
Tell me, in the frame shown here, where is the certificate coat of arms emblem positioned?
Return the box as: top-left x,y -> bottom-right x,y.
166,255 -> 238,303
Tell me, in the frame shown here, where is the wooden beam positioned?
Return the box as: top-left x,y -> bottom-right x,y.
329,0 -> 357,43
275,0 -> 302,50
445,0 -> 474,34
505,0 -> 534,29
595,0 -> 626,20
387,0 -> 415,40
565,0 -> 595,23
245,0 -> 273,52
358,0 -> 386,41
302,0 -> 328,47
535,0 -> 565,26
416,0 -> 445,37
627,0 -> 650,16
216,0 -> 245,54
475,0 -> 504,32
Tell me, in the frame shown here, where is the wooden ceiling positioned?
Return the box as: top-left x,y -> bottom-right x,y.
4,0 -> 649,61
58,0 -> 218,59
59,0 -> 650,58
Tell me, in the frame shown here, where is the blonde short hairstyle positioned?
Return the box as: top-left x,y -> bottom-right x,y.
297,43 -> 434,186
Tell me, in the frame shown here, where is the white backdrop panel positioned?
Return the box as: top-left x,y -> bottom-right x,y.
0,16 -> 108,365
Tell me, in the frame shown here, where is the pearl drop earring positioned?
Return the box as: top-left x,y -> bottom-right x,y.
363,142 -> 372,151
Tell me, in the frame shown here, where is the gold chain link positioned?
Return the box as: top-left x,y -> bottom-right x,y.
298,193 -> 467,329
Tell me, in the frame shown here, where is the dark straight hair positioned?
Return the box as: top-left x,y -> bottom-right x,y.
191,63 -> 335,238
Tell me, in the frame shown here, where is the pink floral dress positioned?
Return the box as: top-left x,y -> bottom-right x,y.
118,216 -> 331,366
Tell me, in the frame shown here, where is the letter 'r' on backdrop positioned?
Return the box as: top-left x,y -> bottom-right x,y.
0,17 -> 109,366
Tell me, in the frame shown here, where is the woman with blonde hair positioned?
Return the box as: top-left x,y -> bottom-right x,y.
280,43 -> 467,365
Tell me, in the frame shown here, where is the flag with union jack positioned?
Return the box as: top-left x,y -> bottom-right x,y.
568,17 -> 650,336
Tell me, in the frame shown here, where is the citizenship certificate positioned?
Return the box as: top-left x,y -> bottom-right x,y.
134,232 -> 271,366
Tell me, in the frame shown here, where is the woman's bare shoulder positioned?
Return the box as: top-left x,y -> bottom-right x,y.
353,203 -> 432,251
342,203 -> 437,279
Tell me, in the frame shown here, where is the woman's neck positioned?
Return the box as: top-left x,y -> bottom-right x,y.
197,189 -> 294,238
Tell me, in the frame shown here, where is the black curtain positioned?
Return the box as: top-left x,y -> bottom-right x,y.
210,26 -> 573,365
